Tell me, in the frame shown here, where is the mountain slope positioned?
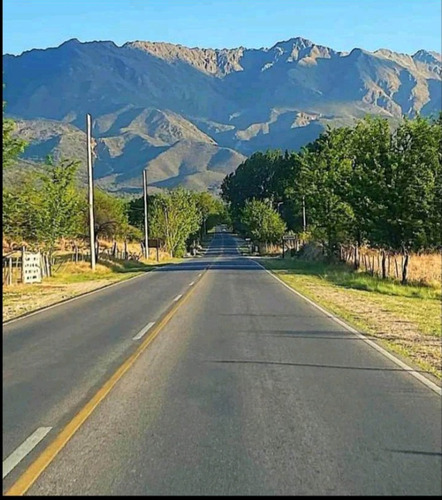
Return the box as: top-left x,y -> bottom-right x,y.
3,36 -> 440,193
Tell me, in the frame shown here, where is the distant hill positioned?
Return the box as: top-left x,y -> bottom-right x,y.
3,36 -> 441,193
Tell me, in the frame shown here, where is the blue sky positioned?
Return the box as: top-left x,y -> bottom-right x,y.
3,0 -> 441,56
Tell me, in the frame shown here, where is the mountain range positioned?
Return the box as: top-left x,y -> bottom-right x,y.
3,37 -> 441,194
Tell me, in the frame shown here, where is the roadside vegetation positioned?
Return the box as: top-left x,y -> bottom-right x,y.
2,99 -> 225,319
222,114 -> 441,285
224,114 -> 441,379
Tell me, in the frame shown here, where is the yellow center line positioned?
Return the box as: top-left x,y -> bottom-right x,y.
5,269 -> 208,496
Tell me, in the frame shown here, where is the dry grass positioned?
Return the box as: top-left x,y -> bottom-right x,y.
3,279 -> 123,322
407,252 -> 441,287
3,256 -> 181,322
341,246 -> 441,288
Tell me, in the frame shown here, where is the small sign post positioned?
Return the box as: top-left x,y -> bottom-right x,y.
282,235 -> 297,259
22,251 -> 42,284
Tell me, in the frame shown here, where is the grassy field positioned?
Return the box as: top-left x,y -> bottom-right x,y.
3,256 -> 181,322
262,258 -> 441,380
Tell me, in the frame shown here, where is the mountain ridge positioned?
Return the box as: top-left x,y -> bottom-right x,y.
3,36 -> 441,194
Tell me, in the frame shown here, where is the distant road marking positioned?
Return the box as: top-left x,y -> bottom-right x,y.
254,259 -> 441,396
132,322 -> 155,340
189,281 -> 195,287
5,271 -> 205,496
173,294 -> 182,302
198,273 -> 202,277
3,427 -> 52,479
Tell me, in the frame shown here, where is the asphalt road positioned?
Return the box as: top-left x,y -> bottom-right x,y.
4,232 -> 442,495
3,250 -> 210,490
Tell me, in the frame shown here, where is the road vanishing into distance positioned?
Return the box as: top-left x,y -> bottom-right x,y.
3,231 -> 441,495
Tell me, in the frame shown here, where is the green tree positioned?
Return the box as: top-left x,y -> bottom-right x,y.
221,150 -> 284,230
193,192 -> 227,236
89,189 -> 131,242
379,116 -> 441,282
150,188 -> 201,257
347,116 -> 392,270
33,157 -> 84,261
127,195 -> 145,231
241,199 -> 286,244
2,172 -> 40,244
2,99 -> 29,245
299,127 -> 355,258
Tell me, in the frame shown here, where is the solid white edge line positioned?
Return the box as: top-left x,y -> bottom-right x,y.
3,427 -> 52,479
132,321 -> 155,341
189,281 -> 195,287
173,294 -> 183,302
253,259 -> 441,396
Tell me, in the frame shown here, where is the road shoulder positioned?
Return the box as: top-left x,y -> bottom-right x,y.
259,257 -> 441,388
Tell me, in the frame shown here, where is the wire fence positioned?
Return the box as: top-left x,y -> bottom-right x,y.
2,242 -> 145,286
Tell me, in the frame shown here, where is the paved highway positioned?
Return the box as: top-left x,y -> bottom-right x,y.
3,232 -> 441,495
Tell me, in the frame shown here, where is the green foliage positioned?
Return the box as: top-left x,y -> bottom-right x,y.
90,189 -> 131,241
380,116 -> 441,252
33,157 -> 84,256
127,196 -> 144,231
3,157 -> 84,254
2,172 -> 40,242
2,150 -> 143,257
127,189 -> 229,253
241,199 -> 286,244
193,191 -> 228,233
149,188 -> 202,257
222,115 -> 441,279
300,127 -> 355,257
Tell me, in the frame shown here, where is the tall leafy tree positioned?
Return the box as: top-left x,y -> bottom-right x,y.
241,199 -> 286,244
347,116 -> 392,269
33,157 -> 84,260
299,127 -> 355,257
381,116 -> 440,282
150,188 -> 201,257
90,189 -> 130,242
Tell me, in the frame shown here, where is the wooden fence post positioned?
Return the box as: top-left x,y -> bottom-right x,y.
8,257 -> 13,285
21,246 -> 25,284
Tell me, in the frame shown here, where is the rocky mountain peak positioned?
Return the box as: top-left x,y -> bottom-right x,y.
126,40 -> 244,75
3,36 -> 440,194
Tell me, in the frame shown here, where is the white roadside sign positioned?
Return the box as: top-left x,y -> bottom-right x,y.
22,252 -> 42,284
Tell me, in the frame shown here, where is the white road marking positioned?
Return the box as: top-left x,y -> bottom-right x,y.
3,427 -> 52,479
189,281 -> 195,287
198,273 -> 202,277
173,294 -> 182,302
253,259 -> 441,396
132,321 -> 155,341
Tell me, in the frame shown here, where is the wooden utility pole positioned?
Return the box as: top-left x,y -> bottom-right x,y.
86,113 -> 96,270
143,169 -> 149,259
302,195 -> 306,232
